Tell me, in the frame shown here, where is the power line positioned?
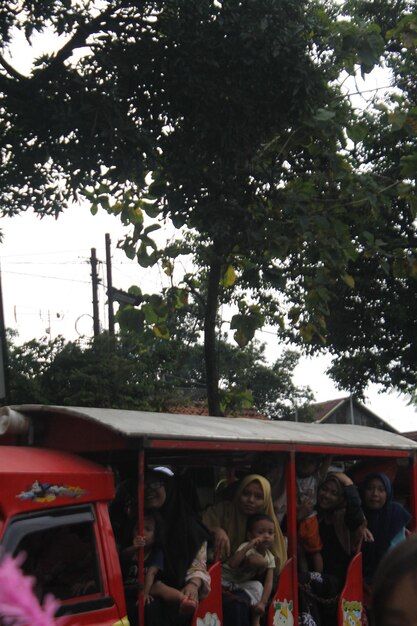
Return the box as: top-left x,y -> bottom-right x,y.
2,270 -> 92,284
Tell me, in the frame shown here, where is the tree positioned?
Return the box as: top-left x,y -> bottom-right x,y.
313,3 -> 417,397
1,1 -> 417,413
6,330 -> 313,419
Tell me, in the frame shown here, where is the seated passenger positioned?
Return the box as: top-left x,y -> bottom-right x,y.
213,455 -> 288,523
295,453 -> 331,574
143,469 -> 211,626
121,509 -> 191,624
222,513 -> 276,626
298,473 -> 366,626
359,472 -> 411,585
203,474 -> 287,626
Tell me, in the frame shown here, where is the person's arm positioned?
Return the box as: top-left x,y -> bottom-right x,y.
120,534 -> 146,561
202,502 -> 231,559
334,472 -> 365,531
227,539 -> 259,569
333,472 -> 367,552
183,542 -> 211,600
317,456 -> 333,482
254,567 -> 274,616
143,566 -> 159,603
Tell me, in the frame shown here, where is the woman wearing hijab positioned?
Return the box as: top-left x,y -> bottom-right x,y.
299,472 -> 366,626
360,472 -> 411,585
203,473 -> 287,570
203,473 -> 287,626
143,468 -> 211,626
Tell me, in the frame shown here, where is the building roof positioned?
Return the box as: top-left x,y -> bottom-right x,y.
169,404 -> 268,420
310,396 -> 397,432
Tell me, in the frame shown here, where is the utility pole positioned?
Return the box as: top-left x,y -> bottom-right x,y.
105,233 -> 115,335
90,248 -> 100,337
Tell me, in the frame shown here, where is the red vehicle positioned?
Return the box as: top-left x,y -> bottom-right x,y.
1,404 -> 417,626
0,445 -> 128,626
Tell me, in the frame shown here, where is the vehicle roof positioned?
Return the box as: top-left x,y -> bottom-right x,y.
6,404 -> 417,452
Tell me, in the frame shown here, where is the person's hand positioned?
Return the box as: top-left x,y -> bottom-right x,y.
247,536 -> 261,549
332,472 -> 353,487
144,593 -> 154,604
253,601 -> 266,616
363,527 -> 374,542
134,534 -> 146,548
214,528 -> 230,559
182,582 -> 199,602
297,499 -> 314,520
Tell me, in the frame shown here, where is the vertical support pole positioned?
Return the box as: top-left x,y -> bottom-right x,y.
286,450 -> 298,625
137,450 -> 145,626
105,234 -> 115,335
90,248 -> 100,337
410,452 -> 417,532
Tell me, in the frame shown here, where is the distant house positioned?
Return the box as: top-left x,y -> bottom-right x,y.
169,403 -> 268,420
168,394 -> 396,429
309,396 -> 398,433
402,430 -> 417,441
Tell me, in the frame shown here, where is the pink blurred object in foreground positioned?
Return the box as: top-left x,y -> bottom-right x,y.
0,551 -> 65,626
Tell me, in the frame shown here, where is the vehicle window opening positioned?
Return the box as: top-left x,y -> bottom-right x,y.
15,520 -> 101,602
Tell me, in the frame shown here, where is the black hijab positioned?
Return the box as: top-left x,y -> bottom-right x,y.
360,472 -> 411,582
146,469 -> 208,588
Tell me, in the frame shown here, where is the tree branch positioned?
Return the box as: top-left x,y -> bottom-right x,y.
0,54 -> 28,81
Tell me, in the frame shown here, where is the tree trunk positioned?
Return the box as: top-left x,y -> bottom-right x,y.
205,259 -> 222,416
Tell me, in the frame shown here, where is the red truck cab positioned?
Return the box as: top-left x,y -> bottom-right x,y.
0,446 -> 128,626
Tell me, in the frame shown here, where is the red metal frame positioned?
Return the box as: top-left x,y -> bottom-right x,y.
147,439 -> 411,457
286,451 -> 299,625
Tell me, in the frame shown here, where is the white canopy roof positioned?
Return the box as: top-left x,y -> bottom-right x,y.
5,405 -> 417,451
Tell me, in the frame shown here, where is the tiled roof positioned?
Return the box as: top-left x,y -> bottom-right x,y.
168,404 -> 269,420
402,431 -> 417,441
309,397 -> 349,422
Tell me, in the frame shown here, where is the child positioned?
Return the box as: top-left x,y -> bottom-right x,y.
121,510 -> 195,623
296,453 -> 331,573
222,513 -> 276,626
371,534 -> 417,626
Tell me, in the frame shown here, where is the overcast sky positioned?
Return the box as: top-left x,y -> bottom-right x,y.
0,208 -> 416,434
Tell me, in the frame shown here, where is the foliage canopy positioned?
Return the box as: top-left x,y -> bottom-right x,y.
1,1 -> 417,410
6,330 -> 313,420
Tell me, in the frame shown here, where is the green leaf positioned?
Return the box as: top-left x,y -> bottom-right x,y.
142,303 -> 159,324
400,153 -> 417,180
221,265 -> 236,287
121,241 -> 136,260
144,223 -> 161,235
153,323 -> 170,339
347,123 -> 368,143
313,108 -> 336,122
341,273 -> 355,288
115,306 -> 145,332
162,259 -> 174,276
233,328 -> 250,348
388,111 -> 408,131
